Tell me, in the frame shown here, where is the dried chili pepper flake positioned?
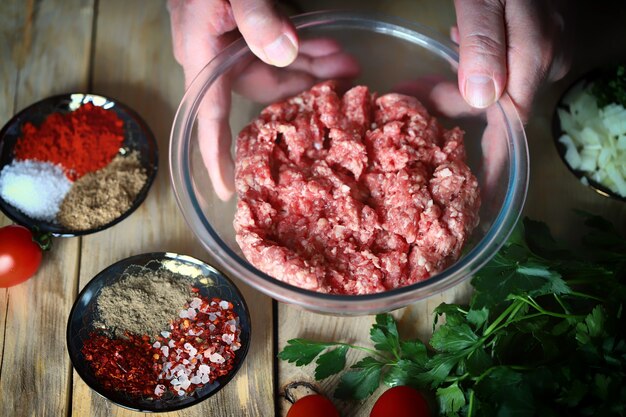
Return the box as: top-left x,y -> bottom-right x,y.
81,332 -> 160,397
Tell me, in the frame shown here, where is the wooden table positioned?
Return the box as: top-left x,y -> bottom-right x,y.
1,1 -> 625,416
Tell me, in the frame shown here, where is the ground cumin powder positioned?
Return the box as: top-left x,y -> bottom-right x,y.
57,151 -> 147,230
95,266 -> 193,339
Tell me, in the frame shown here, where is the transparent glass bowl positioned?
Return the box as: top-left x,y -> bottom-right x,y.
170,11 -> 528,315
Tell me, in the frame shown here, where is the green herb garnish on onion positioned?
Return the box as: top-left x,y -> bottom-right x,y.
592,65 -> 626,108
279,214 -> 626,416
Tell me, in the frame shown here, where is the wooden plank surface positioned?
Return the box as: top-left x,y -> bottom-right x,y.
70,1 -> 274,416
0,1 -> 93,416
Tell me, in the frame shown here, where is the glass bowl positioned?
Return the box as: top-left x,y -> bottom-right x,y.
66,252 -> 251,412
0,93 -> 158,237
170,11 -> 528,315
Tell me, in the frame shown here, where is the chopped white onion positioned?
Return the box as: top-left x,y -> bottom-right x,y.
558,85 -> 626,198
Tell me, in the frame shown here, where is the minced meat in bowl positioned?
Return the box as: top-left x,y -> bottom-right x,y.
170,11 -> 528,314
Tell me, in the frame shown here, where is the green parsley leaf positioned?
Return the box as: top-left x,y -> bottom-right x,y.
382,358 -> 426,388
472,251 -> 570,308
430,322 -> 478,353
523,218 -> 573,260
433,303 -> 466,327
465,346 -> 493,376
400,339 -> 429,365
421,352 -> 464,387
370,314 -> 400,356
278,339 -> 335,366
437,382 -> 466,416
334,357 -> 384,400
315,345 -> 348,380
466,307 -> 489,330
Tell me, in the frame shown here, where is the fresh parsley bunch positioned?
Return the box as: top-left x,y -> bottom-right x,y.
279,214 -> 626,416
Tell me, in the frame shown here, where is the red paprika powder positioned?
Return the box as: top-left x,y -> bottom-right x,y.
14,103 -> 124,181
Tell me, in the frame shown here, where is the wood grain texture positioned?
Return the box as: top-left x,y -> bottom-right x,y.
70,1 -> 274,416
0,1 -> 93,416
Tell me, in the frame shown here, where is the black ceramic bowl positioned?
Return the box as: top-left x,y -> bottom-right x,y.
552,70 -> 626,203
66,252 -> 251,413
0,93 -> 158,236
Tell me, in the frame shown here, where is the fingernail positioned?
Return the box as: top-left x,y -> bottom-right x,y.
464,75 -> 496,108
264,33 -> 297,67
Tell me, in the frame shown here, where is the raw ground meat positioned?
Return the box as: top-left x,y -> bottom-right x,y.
234,81 -> 480,295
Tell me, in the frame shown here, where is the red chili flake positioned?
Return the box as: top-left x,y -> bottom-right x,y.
81,294 -> 241,400
82,332 -> 159,397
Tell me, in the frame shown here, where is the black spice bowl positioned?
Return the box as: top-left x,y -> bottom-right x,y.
0,93 -> 159,236
552,70 -> 626,203
66,252 -> 252,413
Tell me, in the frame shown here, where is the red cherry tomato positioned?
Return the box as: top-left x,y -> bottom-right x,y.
0,225 -> 42,287
370,386 -> 430,417
287,394 -> 340,417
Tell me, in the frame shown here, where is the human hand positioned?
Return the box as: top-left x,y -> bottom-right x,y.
453,0 -> 571,120
168,1 -> 359,201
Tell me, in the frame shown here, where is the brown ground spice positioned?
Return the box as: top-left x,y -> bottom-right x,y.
58,151 -> 147,230
94,266 -> 193,339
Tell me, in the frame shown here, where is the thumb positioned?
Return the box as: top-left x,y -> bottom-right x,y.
454,0 -> 507,109
231,0 -> 298,67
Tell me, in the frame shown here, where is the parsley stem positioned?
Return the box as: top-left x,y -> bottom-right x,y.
336,343 -> 387,360
512,295 -> 585,319
483,300 -> 524,337
467,389 -> 475,417
554,294 -> 570,314
568,290 -> 604,302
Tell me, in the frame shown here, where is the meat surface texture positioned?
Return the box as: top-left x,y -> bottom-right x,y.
234,81 -> 480,295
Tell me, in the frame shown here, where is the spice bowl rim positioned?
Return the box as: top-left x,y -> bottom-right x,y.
0,92 -> 159,237
66,251 -> 252,413
169,10 -> 529,314
551,69 -> 626,203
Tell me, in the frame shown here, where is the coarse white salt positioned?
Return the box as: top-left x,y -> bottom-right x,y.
181,379 -> 192,390
222,333 -> 235,344
161,331 -> 171,338
152,341 -> 161,349
187,308 -> 197,319
0,160 -> 72,221
208,353 -> 225,364
177,389 -> 185,396
190,375 -> 202,384
201,374 -> 210,384
208,313 -> 217,322
179,309 -> 189,319
161,345 -> 169,357
154,384 -> 166,396
198,364 -> 210,374
190,298 -> 202,309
